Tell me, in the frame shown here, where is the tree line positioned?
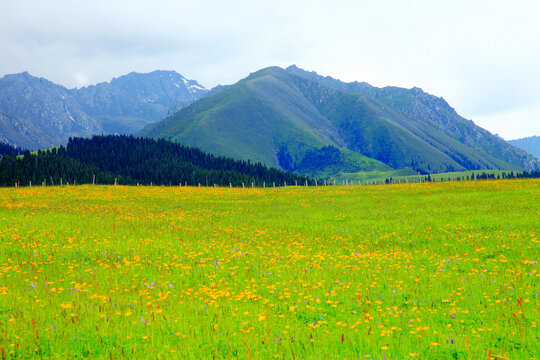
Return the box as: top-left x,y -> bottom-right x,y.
0,135 -> 314,187
0,142 -> 25,156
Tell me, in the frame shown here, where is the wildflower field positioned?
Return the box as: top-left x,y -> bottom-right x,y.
0,180 -> 538,359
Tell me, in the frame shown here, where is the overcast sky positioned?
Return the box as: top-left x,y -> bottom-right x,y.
1,0 -> 539,140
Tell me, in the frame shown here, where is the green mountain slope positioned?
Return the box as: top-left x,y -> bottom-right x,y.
141,66 -> 524,178
143,68 -> 342,165
309,91 -> 515,172
287,65 -> 539,171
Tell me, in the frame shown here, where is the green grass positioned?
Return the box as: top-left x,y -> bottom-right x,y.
322,167 -> 417,184
0,180 -> 538,359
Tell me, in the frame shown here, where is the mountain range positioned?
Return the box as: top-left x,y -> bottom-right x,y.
140,66 -> 539,178
1,66 -> 538,179
0,70 -> 208,149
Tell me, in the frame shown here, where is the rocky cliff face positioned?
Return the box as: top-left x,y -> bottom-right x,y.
0,71 -> 208,149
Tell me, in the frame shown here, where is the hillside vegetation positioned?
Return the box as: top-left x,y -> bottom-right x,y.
0,135 -> 312,187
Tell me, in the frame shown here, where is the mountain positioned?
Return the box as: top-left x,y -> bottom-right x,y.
0,71 -> 208,149
286,65 -> 538,171
141,66 -> 536,179
141,67 -> 400,179
0,135 -> 312,187
508,136 -> 540,159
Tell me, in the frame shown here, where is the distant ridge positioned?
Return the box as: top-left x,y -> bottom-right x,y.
508,136 -> 540,159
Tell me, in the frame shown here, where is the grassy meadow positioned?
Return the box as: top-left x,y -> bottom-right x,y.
0,180 -> 538,359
